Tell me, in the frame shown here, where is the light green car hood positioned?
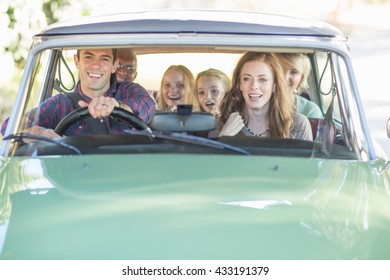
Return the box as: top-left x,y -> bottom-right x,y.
1,154 -> 390,259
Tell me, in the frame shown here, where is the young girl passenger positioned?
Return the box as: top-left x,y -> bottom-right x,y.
195,68 -> 230,115
158,65 -> 199,112
277,53 -> 323,119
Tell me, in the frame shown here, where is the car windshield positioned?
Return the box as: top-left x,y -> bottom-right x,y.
2,47 -> 358,160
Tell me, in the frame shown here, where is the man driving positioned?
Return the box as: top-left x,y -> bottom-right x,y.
1,48 -> 155,137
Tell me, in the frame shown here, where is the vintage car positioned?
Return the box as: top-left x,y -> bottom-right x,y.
0,10 -> 390,260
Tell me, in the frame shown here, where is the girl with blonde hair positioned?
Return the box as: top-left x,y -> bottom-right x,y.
195,68 -> 230,115
277,53 -> 323,119
158,65 -> 199,112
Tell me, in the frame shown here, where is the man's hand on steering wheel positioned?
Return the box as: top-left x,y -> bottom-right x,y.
78,96 -> 133,119
54,105 -> 150,136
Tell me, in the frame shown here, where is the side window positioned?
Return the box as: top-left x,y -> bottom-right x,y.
14,49 -> 55,134
336,54 -> 369,159
337,55 -> 359,124
313,51 -> 341,122
53,50 -> 78,95
24,50 -> 53,113
16,49 -> 75,134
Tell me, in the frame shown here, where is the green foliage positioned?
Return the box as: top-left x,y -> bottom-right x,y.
4,0 -> 71,69
0,0 -> 90,132
6,6 -> 16,29
43,0 -> 70,25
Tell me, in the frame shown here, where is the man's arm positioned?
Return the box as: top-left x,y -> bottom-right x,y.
120,83 -> 156,123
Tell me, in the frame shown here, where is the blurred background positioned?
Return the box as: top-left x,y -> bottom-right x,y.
1,0 -> 389,155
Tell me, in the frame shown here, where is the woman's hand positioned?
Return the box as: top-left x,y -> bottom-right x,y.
219,111 -> 245,137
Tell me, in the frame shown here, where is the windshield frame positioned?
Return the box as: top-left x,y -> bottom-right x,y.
0,31 -> 373,161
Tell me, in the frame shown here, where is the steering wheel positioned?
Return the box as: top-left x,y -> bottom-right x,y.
54,107 -> 151,136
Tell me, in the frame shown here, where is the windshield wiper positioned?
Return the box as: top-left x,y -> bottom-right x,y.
124,130 -> 251,155
3,133 -> 82,155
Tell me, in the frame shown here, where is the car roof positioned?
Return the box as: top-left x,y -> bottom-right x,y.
36,10 -> 345,39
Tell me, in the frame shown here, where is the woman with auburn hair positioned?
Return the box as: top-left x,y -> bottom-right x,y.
213,52 -> 312,140
158,65 -> 199,112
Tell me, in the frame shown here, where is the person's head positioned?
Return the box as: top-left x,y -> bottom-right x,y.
195,68 -> 230,113
219,52 -> 293,138
74,49 -> 117,97
277,53 -> 311,95
76,49 -> 117,62
115,48 -> 137,82
159,65 -> 198,111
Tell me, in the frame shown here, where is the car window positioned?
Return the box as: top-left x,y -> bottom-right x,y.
3,48 -> 359,160
137,52 -> 241,92
314,52 -> 339,120
24,50 -> 53,118
53,50 -> 78,95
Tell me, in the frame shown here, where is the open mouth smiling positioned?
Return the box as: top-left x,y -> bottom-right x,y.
248,93 -> 263,100
167,95 -> 181,101
205,100 -> 215,109
88,72 -> 103,79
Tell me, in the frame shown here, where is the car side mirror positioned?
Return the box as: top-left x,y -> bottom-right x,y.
387,118 -> 390,139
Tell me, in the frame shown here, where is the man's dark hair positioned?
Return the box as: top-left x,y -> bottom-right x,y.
76,49 -> 117,64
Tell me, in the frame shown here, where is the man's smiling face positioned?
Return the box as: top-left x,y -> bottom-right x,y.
74,49 -> 116,98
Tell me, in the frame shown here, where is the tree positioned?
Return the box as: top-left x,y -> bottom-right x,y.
2,0 -> 89,70
0,0 -> 90,129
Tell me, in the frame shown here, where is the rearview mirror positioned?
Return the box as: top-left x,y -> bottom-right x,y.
150,111 -> 216,132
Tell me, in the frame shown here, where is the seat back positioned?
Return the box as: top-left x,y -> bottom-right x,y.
309,118 -> 335,140
309,90 -> 338,155
309,118 -> 336,155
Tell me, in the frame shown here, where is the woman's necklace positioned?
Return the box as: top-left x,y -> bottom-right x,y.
244,121 -> 269,137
